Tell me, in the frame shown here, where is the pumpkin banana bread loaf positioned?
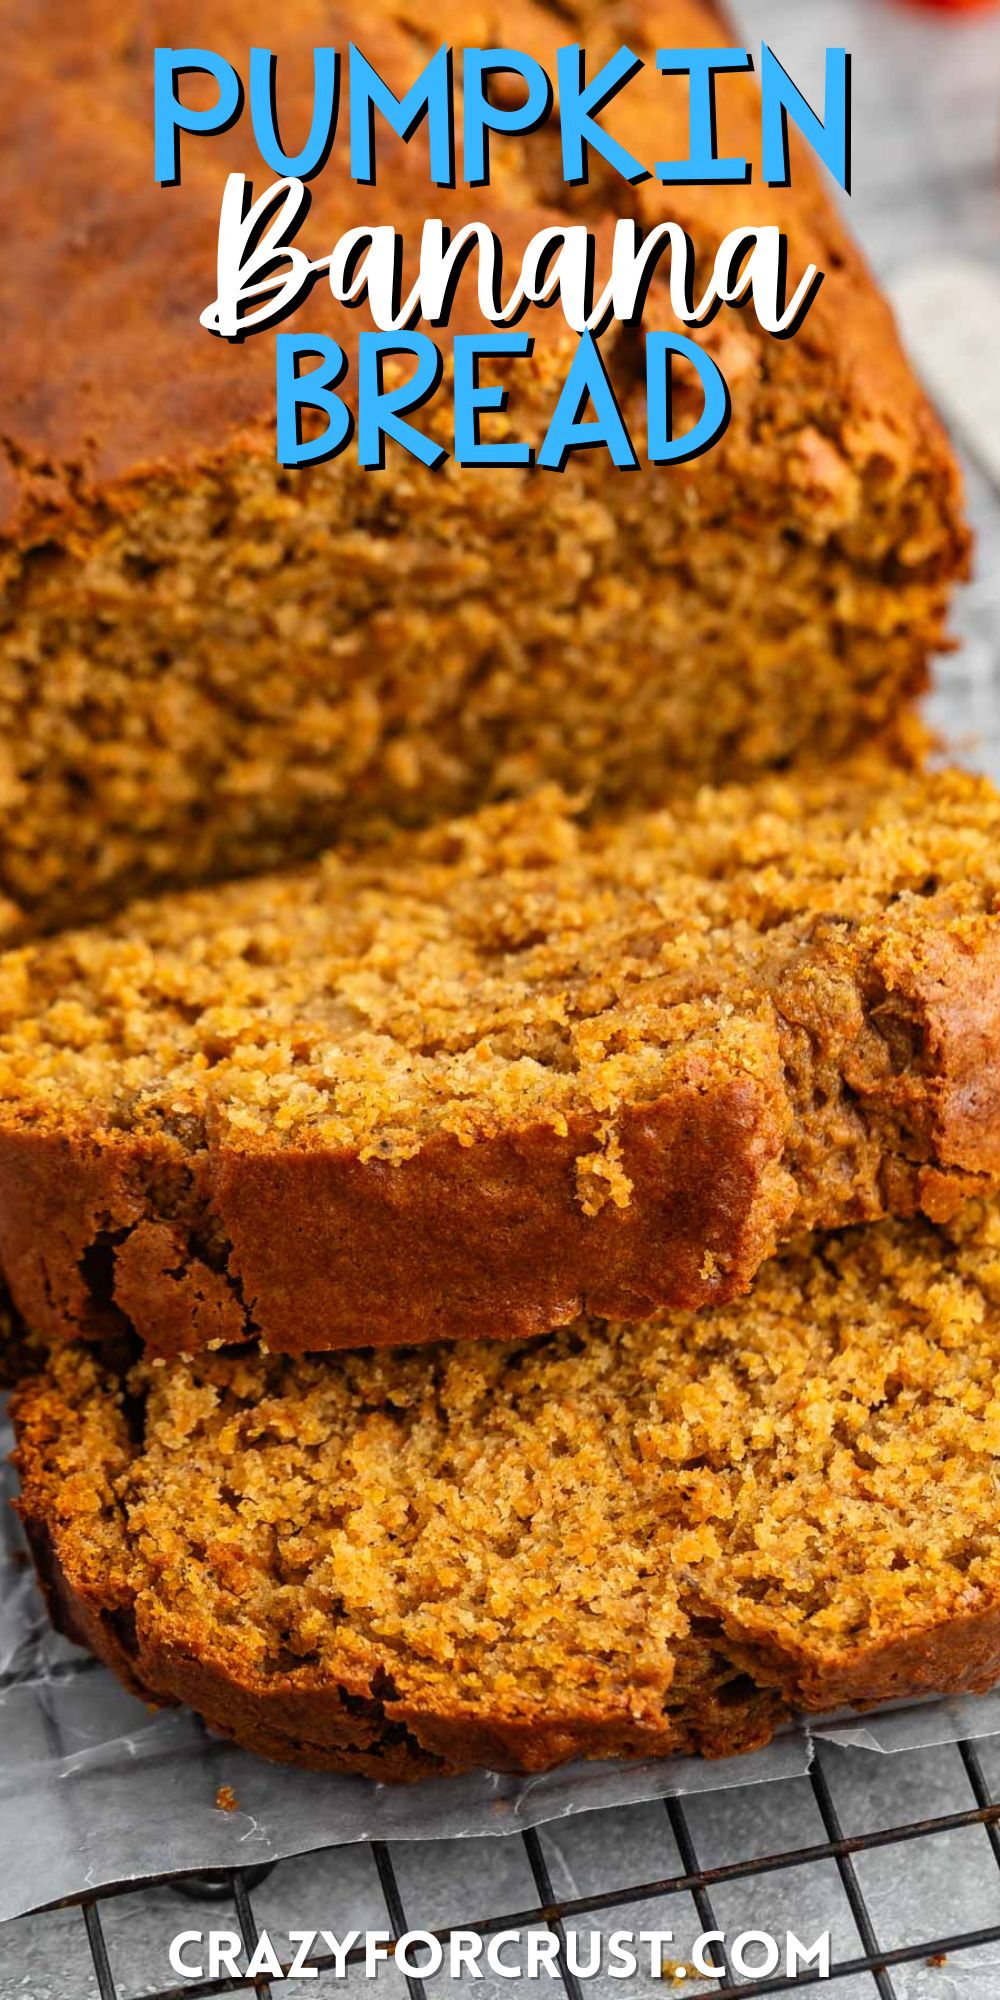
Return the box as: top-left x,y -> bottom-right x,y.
1,763 -> 1000,1356
0,0 -> 967,941
15,1197 -> 1000,1780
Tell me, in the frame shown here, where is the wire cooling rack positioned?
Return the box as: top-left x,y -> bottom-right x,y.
6,1730 -> 999,1997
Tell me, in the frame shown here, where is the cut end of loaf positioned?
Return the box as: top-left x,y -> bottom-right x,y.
0,0 -> 970,936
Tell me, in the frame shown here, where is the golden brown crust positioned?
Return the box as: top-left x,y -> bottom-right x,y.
3,768 -> 1000,1354
0,963 -> 995,1356
0,0 -> 958,538
0,1074 -> 795,1353
1,1001 -> 998,1356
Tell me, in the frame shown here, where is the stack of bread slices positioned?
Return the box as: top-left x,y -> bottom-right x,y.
7,0 -> 1000,1782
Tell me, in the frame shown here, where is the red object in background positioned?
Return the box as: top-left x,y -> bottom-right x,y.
903,0 -> 1000,11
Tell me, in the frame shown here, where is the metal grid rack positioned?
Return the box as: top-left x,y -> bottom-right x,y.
11,1731 -> 999,1998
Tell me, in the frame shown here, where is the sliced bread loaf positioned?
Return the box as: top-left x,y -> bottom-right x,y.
14,1198 -> 1000,1779
2,764 -> 1000,1354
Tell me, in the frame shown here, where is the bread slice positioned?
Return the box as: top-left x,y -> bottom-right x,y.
1,764 -> 1000,1355
15,1198 -> 1000,1781
0,0 -> 966,941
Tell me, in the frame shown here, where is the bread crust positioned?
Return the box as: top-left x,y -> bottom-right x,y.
0,1070 -> 796,1354
0,0 -> 963,547
3,914 -> 1000,1355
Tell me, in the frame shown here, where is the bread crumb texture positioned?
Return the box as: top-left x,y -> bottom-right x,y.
15,1199 -> 1000,1779
2,762 -> 1000,1355
3,760 -> 1000,1158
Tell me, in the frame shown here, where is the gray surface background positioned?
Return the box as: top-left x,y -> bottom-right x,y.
6,1 -> 1000,1992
